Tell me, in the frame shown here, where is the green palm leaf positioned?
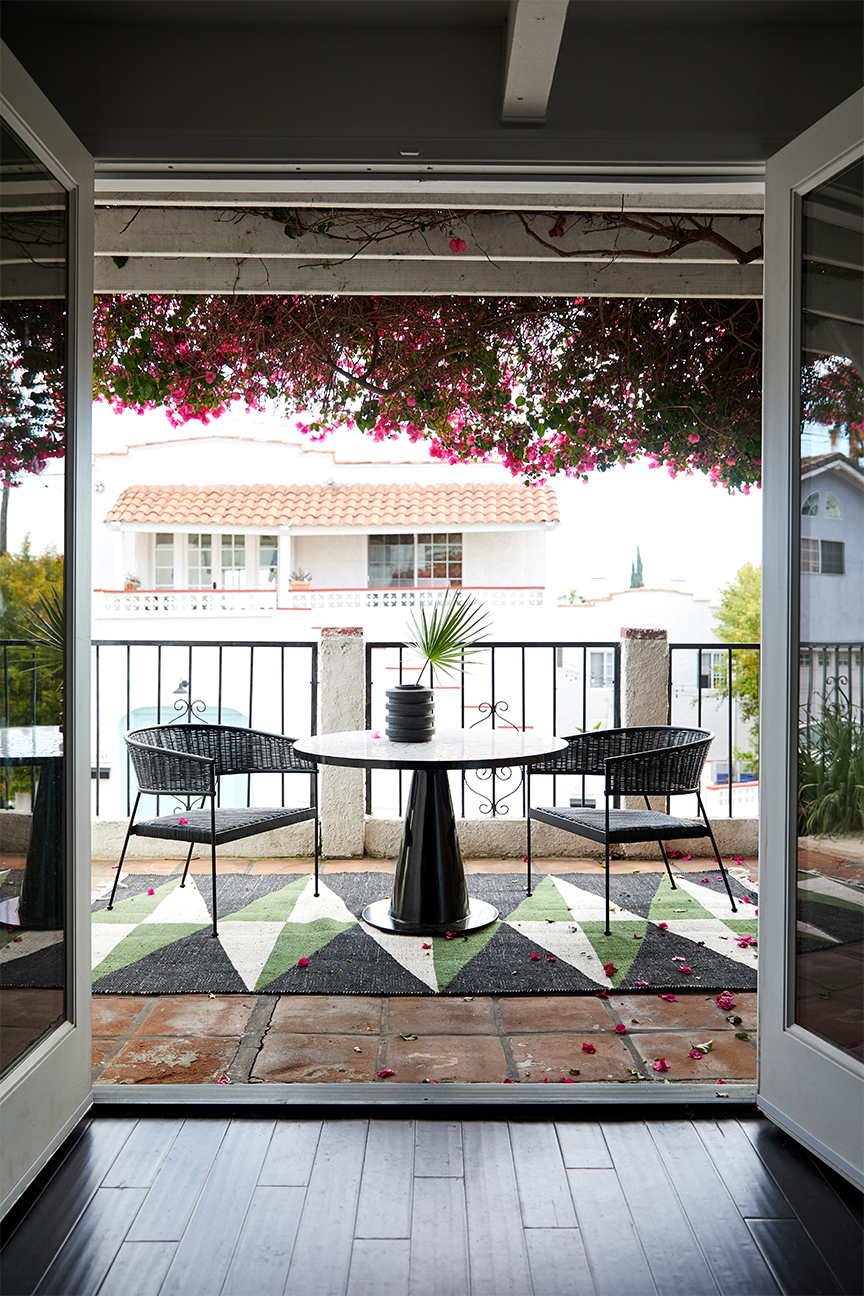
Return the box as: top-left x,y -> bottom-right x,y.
405,589 -> 492,685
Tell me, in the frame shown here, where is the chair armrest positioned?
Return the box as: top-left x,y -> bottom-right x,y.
125,737 -> 216,797
603,736 -> 711,796
216,728 -> 319,775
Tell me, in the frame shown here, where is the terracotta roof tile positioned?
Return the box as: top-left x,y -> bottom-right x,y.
105,482 -> 560,528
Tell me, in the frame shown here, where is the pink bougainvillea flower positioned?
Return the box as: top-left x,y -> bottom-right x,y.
445,931 -> 455,940
376,1069 -> 395,1078
688,1048 -> 703,1059
501,1078 -> 514,1083
633,933 -> 643,939
754,908 -> 758,915
657,922 -> 668,930
681,855 -> 692,861
559,1076 -> 576,1083
716,1078 -> 727,1084
297,957 -> 309,968
741,895 -> 751,904
634,979 -> 650,987
372,730 -> 381,740
582,1042 -> 597,1053
660,994 -> 677,1002
667,850 -> 684,859
614,1024 -> 627,1035
653,1057 -> 671,1071
111,863 -> 119,869
701,878 -> 710,883
12,936 -> 23,942
147,888 -> 155,896
717,991 -> 736,1008
680,966 -> 693,974
422,942 -> 432,950
602,961 -> 616,974
178,817 -> 188,825
546,955 -> 557,962
448,237 -> 467,253
216,1076 -> 230,1084
529,952 -> 541,960
595,990 -> 610,998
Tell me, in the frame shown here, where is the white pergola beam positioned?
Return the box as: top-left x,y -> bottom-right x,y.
502,0 -> 569,122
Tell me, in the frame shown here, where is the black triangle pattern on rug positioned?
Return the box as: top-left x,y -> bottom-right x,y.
89,871 -> 760,996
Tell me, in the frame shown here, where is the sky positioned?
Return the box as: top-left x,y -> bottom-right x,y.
9,402 -> 764,604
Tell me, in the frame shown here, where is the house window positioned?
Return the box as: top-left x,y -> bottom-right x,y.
801,492 -> 819,516
259,535 -> 278,586
188,533 -> 212,588
801,537 -> 845,574
154,533 -> 174,588
700,650 -> 726,690
589,651 -> 614,688
221,534 -> 246,588
825,492 -> 843,519
368,533 -> 462,587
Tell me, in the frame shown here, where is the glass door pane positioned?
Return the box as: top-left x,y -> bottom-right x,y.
796,158 -> 864,1060
0,121 -> 68,1076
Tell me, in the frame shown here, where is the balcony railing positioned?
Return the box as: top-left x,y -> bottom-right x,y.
96,586 -> 545,617
285,586 -> 545,611
97,589 -> 278,616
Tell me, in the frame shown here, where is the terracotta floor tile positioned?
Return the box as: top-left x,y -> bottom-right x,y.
386,996 -> 497,1035
628,1030 -> 757,1080
508,1032 -> 638,1083
116,860 -> 183,875
611,991 -> 757,1031
92,995 -> 157,1036
323,860 -> 393,873
0,856 -> 26,870
498,996 -> 614,1033
269,995 -> 384,1034
98,1037 -> 239,1084
248,859 -> 312,875
251,1032 -> 381,1082
135,994 -> 258,1037
91,1038 -> 116,1075
185,860 -> 252,874
384,1033 -> 508,1083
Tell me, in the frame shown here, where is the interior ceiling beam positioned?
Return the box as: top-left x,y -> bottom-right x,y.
502,0 -> 569,123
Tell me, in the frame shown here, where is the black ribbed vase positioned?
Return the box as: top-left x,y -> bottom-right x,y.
385,684 -> 435,743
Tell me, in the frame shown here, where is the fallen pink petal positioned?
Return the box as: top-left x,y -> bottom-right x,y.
582,1042 -> 597,1053
660,994 -> 677,1002
653,1058 -> 671,1072
448,237 -> 467,253
529,952 -> 541,960
147,888 -> 155,896
716,1078 -> 727,1084
657,922 -> 668,930
546,955 -> 557,962
501,1078 -> 514,1083
688,1048 -> 703,1059
216,1076 -> 229,1084
372,730 -> 381,740
672,956 -> 687,962
178,817 -> 188,825
595,990 -> 610,998
614,1024 -> 627,1035
559,1076 -> 576,1083
680,966 -> 693,974
445,931 -> 455,940
297,956 -> 309,967
701,878 -> 710,883
376,1069 -> 395,1078
421,942 -> 432,950
634,979 -> 650,987
633,933 -> 643,940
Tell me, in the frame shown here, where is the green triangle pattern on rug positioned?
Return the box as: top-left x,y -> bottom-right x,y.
92,875 -> 181,925
432,921 -> 501,988
254,918 -> 355,989
92,922 -> 209,980
648,875 -> 716,922
506,875 -> 575,923
577,921 -> 648,987
221,875 -> 309,923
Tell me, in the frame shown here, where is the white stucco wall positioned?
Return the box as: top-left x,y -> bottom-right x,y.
291,534 -> 366,589
463,529 -> 545,587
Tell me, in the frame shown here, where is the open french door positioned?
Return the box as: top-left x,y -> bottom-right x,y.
0,43 -> 94,1212
759,89 -> 863,1188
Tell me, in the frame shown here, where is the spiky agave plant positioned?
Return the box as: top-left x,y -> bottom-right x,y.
405,589 -> 492,686
18,583 -> 64,685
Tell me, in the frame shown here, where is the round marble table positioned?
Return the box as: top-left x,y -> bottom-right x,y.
293,728 -> 568,935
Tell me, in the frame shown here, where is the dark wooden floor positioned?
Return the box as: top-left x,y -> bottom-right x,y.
1,1107 -> 861,1296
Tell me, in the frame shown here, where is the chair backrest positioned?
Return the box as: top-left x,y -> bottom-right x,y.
529,725 -> 713,795
125,723 -> 317,788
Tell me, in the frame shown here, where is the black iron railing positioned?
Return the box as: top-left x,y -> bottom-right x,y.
1,640 -> 42,805
365,640 -> 622,819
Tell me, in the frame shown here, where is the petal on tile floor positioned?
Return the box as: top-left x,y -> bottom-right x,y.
218,920 -> 285,990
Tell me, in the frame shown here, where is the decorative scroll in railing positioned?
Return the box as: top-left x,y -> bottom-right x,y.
98,589 -> 278,615
364,641 -> 621,820
799,642 -> 863,728
286,586 -> 544,612
91,639 -> 318,817
667,642 -> 761,819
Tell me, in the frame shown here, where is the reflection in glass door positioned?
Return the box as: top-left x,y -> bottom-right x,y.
0,122 -> 68,1075
796,159 -> 863,1060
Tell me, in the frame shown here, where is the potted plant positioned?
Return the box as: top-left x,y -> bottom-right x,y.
289,568 -> 313,590
386,589 -> 492,742
123,573 -> 141,590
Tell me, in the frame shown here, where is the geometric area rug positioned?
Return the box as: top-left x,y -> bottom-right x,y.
88,871 -> 760,997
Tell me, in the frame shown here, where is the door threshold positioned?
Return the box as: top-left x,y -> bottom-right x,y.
93,1081 -> 757,1107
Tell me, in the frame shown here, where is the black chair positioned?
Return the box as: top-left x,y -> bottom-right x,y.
526,725 -> 738,934
106,723 -> 320,936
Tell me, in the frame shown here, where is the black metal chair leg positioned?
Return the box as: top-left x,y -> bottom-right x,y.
209,797 -> 218,937
179,841 -> 195,888
106,792 -> 140,910
645,797 -> 677,889
604,838 -> 611,936
698,794 -> 738,914
526,806 -> 533,896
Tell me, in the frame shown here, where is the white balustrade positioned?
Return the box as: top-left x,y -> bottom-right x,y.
99,587 -> 544,615
99,588 -> 278,615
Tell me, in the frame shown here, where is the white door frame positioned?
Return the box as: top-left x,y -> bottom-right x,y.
758,88 -> 863,1189
0,42 -> 94,1215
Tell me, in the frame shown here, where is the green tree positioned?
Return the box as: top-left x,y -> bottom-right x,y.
630,546 -> 644,589
713,562 -> 760,768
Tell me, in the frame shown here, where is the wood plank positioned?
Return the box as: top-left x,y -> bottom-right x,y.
567,1169 -> 657,1296
463,1122 -> 533,1296
285,1120 -> 369,1296
409,1176 -> 469,1296
348,1239 -> 412,1296
257,1119 -> 322,1186
554,1122 -> 613,1169
94,1241 -> 177,1296
525,1228 -> 597,1296
355,1121 -> 415,1239
222,1186 -> 305,1296
414,1120 -> 463,1178
603,1121 -> 719,1296
747,1220 -> 845,1296
509,1121 -> 578,1229
126,1118 -> 229,1243
34,1187 -> 147,1296
158,1119 -> 274,1294
695,1120 -> 796,1219
737,1118 -> 864,1293
101,1118 -> 183,1189
647,1120 -> 779,1296
0,1119 -> 137,1296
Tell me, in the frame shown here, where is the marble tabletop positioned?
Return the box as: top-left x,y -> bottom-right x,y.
293,728 -> 568,772
0,726 -> 63,764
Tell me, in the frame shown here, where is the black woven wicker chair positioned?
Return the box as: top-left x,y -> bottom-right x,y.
106,724 -> 320,937
526,725 -> 738,934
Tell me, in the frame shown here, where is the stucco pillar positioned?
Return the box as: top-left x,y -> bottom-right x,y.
317,627 -> 366,857
621,627 -> 669,811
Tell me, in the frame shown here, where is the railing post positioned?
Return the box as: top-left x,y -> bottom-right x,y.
318,627 -> 366,857
621,627 -> 669,811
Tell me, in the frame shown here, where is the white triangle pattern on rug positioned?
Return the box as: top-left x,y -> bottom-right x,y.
505,920 -> 611,986
672,874 -> 755,920
0,929 -> 64,965
140,877 -> 212,925
550,875 -> 645,924
218,921 -> 285,990
656,918 -> 759,968
288,877 -> 357,925
91,923 -> 137,970
357,919 -> 440,991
